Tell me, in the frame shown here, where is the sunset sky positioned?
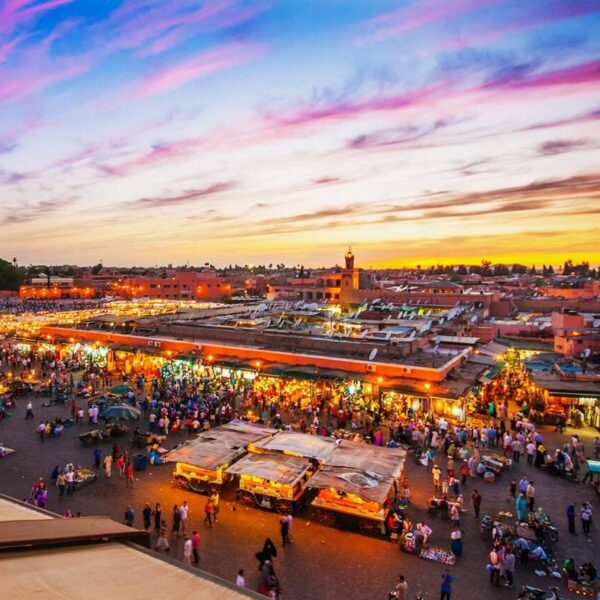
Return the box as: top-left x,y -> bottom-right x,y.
1,0 -> 599,268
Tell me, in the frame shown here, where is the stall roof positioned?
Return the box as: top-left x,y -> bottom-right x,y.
252,431 -> 339,461
110,343 -> 135,352
163,421 -> 277,470
225,452 -> 311,485
324,440 -> 405,479
307,466 -> 394,504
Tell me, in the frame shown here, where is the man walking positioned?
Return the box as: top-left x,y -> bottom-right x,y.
183,536 -> 192,566
192,530 -> 201,565
567,502 -> 577,535
93,448 -> 102,471
180,501 -> 189,534
280,513 -> 290,547
471,489 -> 482,520
526,481 -> 535,512
210,491 -> 220,524
581,502 -> 593,537
25,401 -> 34,419
503,549 -> 515,588
143,503 -> 152,530
440,569 -> 453,600
489,547 -> 501,587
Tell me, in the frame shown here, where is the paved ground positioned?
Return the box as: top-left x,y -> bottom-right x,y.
1,392 -> 598,600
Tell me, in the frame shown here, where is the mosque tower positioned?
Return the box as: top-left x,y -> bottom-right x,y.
340,247 -> 359,308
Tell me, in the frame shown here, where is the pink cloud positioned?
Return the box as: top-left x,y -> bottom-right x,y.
0,0 -> 73,35
358,0 -> 505,44
100,0 -> 233,55
0,59 -> 89,103
435,1 -> 600,53
485,59 -> 600,91
130,42 -> 265,98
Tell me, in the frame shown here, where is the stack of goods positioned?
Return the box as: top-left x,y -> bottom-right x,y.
419,546 -> 456,565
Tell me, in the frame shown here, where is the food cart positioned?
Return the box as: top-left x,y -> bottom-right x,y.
309,466 -> 396,536
307,441 -> 406,537
481,454 -> 512,475
164,420 -> 277,494
226,452 -> 314,513
249,430 -> 340,462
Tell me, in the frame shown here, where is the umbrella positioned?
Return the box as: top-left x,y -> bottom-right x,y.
100,404 -> 141,421
109,384 -> 132,395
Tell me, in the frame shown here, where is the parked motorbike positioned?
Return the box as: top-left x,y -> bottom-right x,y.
517,585 -> 561,599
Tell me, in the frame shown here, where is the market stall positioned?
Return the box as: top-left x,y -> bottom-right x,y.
249,430 -> 339,463
308,441 -> 406,536
164,420 -> 277,494
308,466 -> 396,536
226,452 -> 313,513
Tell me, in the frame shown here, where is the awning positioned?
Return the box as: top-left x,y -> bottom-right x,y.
282,366 -> 318,380
175,351 -> 201,361
260,364 -> 289,377
109,343 -> 135,353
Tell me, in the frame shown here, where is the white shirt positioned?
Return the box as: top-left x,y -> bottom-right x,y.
180,505 -> 188,520
183,539 -> 192,557
236,575 -> 245,587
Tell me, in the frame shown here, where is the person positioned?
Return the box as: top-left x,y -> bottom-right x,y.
256,538 -> 277,570
563,557 -> 578,581
526,481 -> 535,512
567,502 -> 577,535
155,527 -> 170,552
56,470 -> 66,497
236,569 -> 245,588
192,530 -> 201,565
93,448 -> 102,471
449,504 -> 460,529
516,493 -> 527,522
432,464 -> 442,493
180,500 -> 189,534
280,513 -> 290,547
526,441 -> 536,465
581,502 -> 592,537
142,503 -> 151,530
203,497 -> 214,528
210,491 -> 219,524
489,547 -> 501,587
471,489 -> 481,520
25,400 -> 34,419
125,461 -> 134,487
37,421 -> 45,442
103,454 -> 113,478
503,549 -> 515,588
580,562 -> 597,584
153,503 -> 162,534
183,536 -> 192,566
508,478 -> 516,500
450,529 -> 463,557
518,477 -> 528,495
65,468 -> 74,495
440,569 -> 453,600
172,504 -> 181,537
124,506 -> 134,527
391,574 -> 408,600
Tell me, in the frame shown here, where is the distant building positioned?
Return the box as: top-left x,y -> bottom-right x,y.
113,271 -> 232,301
19,277 -> 97,299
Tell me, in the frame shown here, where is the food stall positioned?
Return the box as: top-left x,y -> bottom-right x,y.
226,452 -> 314,513
164,421 -> 277,494
309,466 -> 396,536
308,441 -> 406,536
249,430 -> 339,463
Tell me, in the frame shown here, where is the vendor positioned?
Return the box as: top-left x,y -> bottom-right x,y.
563,557 -> 578,581
580,562 -> 597,584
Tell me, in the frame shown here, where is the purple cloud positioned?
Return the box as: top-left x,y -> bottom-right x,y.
132,181 -> 237,208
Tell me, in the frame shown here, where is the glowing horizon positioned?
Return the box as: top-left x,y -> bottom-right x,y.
1,1 -> 599,268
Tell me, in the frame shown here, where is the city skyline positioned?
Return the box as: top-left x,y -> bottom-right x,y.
1,0 -> 599,267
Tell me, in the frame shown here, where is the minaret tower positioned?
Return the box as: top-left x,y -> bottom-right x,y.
340,246 -> 359,308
